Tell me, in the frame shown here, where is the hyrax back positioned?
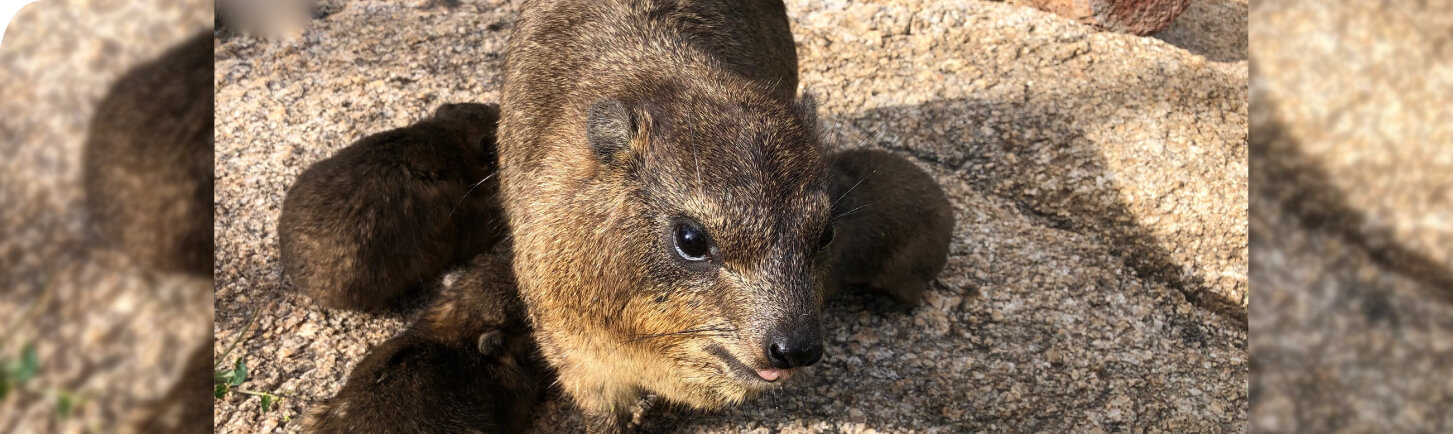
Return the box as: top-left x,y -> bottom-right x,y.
278,103 -> 506,311
826,149 -> 954,305
500,0 -> 831,430
304,254 -> 547,434
84,30 -> 214,276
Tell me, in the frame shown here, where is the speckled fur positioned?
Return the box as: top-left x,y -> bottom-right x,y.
83,30 -> 214,277
278,103 -> 507,311
826,149 -> 954,305
499,1 -> 830,431
303,253 -> 548,433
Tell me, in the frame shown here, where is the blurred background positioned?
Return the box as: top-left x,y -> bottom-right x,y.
0,0 -> 211,432
1251,0 -> 1453,432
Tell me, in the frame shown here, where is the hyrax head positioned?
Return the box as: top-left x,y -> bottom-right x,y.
581,82 -> 832,404
430,102 -> 500,166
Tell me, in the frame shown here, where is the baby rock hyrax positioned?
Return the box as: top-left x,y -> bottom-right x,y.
279,103 -> 507,311
304,253 -> 547,433
499,0 -> 829,431
84,30 -> 214,276
826,149 -> 954,305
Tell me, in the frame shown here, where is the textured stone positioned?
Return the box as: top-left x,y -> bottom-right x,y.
1252,0 -> 1453,431
1009,0 -> 1191,35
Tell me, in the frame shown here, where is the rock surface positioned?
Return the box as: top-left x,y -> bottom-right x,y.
212,0 -> 1247,432
1007,0 -> 1192,36
1251,0 -> 1453,431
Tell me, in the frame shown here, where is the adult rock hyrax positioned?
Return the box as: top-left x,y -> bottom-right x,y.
278,103 -> 507,311
304,253 -> 548,433
499,1 -> 829,430
84,30 -> 214,276
826,149 -> 954,305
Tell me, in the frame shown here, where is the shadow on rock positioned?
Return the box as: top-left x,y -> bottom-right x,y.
822,96 -> 1247,327
633,87 -> 1248,430
1251,106 -> 1453,302
1154,0 -> 1248,63
1250,78 -> 1453,431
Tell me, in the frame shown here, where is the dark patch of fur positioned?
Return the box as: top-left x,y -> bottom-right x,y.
826,149 -> 954,305
304,253 -> 548,433
83,30 -> 214,277
278,103 -> 507,311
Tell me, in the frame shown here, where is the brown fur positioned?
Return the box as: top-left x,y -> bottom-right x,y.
304,253 -> 548,433
826,149 -> 954,305
83,30 -> 214,277
278,103 -> 507,311
499,1 -> 829,431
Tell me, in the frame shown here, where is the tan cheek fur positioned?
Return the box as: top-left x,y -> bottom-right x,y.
522,235 -> 759,413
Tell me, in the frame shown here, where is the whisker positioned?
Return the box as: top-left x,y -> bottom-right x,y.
832,201 -> 875,222
692,125 -> 702,188
830,168 -> 878,209
852,115 -> 898,150
448,171 -> 498,218
625,326 -> 737,344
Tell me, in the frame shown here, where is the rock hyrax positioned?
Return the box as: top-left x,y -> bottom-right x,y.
304,253 -> 547,434
826,149 -> 954,305
499,1 -> 829,430
278,103 -> 507,311
84,30 -> 214,276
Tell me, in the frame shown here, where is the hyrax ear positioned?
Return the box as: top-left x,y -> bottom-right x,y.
586,98 -> 647,166
795,90 -> 819,133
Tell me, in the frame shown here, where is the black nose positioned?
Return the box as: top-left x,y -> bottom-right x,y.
765,330 -> 823,369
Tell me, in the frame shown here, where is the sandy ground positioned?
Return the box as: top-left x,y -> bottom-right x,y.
1251,0 -> 1453,431
0,0 -> 212,432
213,0 -> 1247,432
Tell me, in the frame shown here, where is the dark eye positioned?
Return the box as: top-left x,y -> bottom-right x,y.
673,221 -> 714,261
818,225 -> 835,250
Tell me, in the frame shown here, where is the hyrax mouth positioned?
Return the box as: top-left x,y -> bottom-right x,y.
705,344 -> 794,385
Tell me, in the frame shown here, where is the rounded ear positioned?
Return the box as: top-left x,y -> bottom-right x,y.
795,89 -> 819,133
476,330 -> 504,356
587,98 -> 641,166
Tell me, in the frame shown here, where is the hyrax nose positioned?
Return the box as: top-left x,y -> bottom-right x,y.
764,328 -> 823,369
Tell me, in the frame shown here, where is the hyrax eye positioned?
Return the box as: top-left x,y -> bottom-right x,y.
672,221 -> 713,261
818,225 -> 835,250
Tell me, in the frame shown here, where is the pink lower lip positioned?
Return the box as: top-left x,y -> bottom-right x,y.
756,368 -> 794,382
